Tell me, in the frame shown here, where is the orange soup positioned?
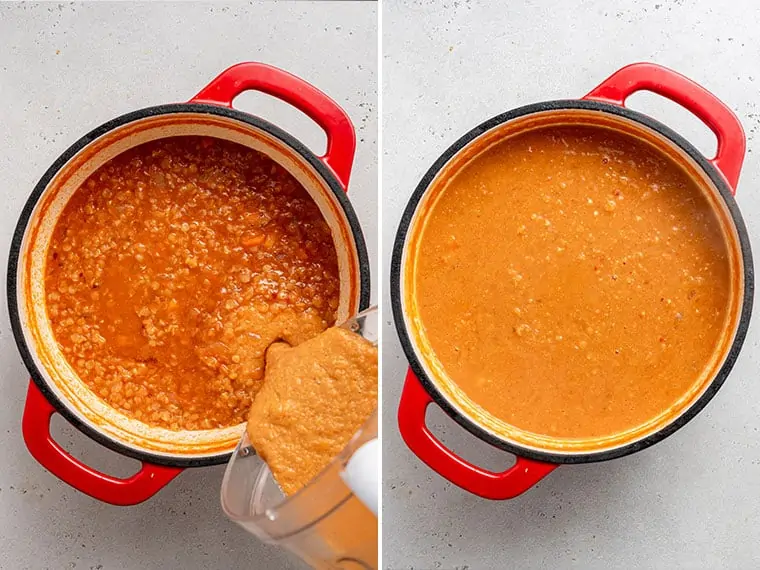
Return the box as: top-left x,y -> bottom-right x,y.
409,123 -> 738,446
45,136 -> 339,431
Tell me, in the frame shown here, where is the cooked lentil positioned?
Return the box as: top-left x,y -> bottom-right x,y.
45,136 -> 340,431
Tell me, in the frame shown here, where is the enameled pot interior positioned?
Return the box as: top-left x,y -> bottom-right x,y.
17,111 -> 365,461
400,108 -> 746,458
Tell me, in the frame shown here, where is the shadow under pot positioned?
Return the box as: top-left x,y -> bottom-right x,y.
8,62 -> 370,505
391,62 -> 753,500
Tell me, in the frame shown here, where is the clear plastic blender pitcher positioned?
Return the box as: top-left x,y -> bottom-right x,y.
220,308 -> 378,570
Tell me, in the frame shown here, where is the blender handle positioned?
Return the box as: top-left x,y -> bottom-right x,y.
22,382 -> 182,506
341,438 -> 379,516
190,62 -> 356,191
583,62 -> 745,190
397,369 -> 557,500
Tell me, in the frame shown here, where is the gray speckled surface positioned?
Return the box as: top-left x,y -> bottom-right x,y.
382,1 -> 760,569
0,2 -> 376,569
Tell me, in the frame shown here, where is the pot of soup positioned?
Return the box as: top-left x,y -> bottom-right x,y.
8,62 -> 370,505
391,63 -> 753,500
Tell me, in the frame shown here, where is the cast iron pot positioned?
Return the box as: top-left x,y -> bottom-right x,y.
8,62 -> 370,505
391,63 -> 753,500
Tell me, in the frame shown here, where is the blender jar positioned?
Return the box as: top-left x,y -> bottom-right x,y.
220,308 -> 378,570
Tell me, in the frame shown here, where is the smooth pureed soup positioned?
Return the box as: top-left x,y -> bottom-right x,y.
247,326 -> 378,496
410,123 -> 736,445
45,136 -> 340,431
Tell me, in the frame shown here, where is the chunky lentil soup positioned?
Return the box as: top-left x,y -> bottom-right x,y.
45,136 -> 340,431
410,124 -> 736,442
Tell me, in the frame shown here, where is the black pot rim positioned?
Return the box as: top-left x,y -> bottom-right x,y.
391,98 -> 754,465
7,102 -> 371,468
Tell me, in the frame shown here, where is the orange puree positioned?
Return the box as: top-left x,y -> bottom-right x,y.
247,327 -> 378,495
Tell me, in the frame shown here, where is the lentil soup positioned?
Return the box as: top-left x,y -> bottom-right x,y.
247,326 -> 378,496
45,136 -> 340,431
409,122 -> 738,446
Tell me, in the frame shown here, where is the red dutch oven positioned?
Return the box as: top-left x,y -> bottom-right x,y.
8,62 -> 370,505
391,63 -> 753,499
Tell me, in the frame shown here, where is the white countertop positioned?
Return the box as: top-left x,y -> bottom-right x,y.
0,2 -> 376,569
382,1 -> 760,569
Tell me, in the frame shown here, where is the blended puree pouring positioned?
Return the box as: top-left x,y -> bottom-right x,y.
247,326 -> 378,496
410,123 -> 737,444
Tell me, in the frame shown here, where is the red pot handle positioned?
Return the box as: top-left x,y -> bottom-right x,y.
190,62 -> 356,190
583,62 -> 745,191
22,382 -> 182,506
398,369 -> 557,500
